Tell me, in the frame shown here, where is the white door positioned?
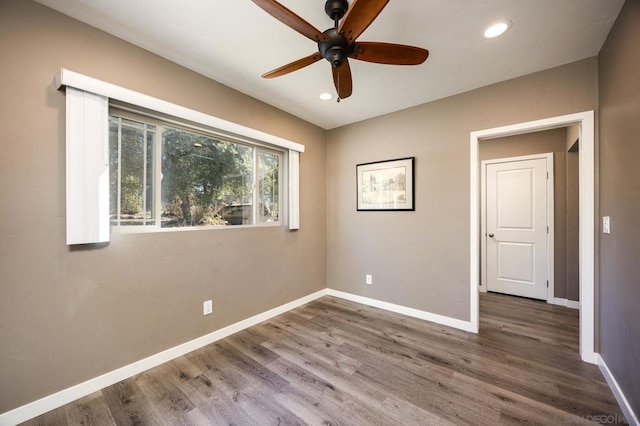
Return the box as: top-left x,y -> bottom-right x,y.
485,156 -> 550,300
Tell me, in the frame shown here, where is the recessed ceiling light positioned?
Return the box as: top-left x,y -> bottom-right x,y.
319,93 -> 333,101
484,20 -> 512,38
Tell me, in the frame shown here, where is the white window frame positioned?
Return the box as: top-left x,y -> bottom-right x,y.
109,115 -> 158,228
108,112 -> 284,232
57,68 -> 304,244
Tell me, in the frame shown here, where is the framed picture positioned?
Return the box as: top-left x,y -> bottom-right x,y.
356,157 -> 415,211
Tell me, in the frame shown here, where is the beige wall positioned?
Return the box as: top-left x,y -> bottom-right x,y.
566,124 -> 580,151
326,58 -> 598,321
479,128 -> 578,301
598,0 -> 640,415
0,0 -> 326,412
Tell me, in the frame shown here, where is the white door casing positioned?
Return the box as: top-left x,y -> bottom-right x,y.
470,111 -> 595,364
483,155 -> 553,301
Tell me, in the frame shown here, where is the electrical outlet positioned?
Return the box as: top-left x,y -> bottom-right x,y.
203,300 -> 213,315
365,274 -> 373,285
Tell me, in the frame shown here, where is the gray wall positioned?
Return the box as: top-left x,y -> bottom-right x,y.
598,0 -> 640,415
0,0 -> 327,412
326,58 -> 598,321
479,128 -> 579,302
566,129 -> 579,302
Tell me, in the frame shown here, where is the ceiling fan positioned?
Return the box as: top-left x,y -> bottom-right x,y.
252,0 -> 429,100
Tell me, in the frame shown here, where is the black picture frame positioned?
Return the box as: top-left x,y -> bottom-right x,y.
356,157 -> 415,211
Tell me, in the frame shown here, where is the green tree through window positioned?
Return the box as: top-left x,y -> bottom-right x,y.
109,115 -> 280,229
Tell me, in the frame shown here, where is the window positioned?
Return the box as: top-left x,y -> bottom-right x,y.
58,69 -> 303,243
109,114 -> 281,230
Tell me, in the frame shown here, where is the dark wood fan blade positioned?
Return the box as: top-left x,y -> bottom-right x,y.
350,42 -> 429,65
332,60 -> 353,99
338,0 -> 389,43
252,0 -> 327,42
262,53 -> 322,78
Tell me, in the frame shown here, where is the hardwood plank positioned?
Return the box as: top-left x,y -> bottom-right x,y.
20,405 -> 67,426
65,391 -> 116,426
271,311 -> 348,346
101,380 -> 161,425
448,371 -> 594,426
185,344 -> 252,394
257,321 -> 362,374
134,358 -> 203,415
353,353 -> 502,425
266,357 -> 401,425
261,336 -> 389,406
210,340 -> 290,393
380,393 -> 455,426
224,329 -> 281,366
210,384 -> 305,425
134,370 -> 195,423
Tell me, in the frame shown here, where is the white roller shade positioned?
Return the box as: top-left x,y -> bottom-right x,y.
65,87 -> 109,244
288,150 -> 300,230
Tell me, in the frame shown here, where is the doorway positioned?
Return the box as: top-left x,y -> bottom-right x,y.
469,111 -> 596,363
482,154 -> 553,301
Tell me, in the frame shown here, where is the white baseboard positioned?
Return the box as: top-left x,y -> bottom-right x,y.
567,300 -> 580,309
326,289 -> 475,332
550,297 -> 580,310
0,289 -> 328,426
595,353 -> 639,426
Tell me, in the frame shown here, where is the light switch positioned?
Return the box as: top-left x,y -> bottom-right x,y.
603,216 -> 610,234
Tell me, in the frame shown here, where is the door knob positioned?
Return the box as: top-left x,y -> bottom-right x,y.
488,233 -> 495,238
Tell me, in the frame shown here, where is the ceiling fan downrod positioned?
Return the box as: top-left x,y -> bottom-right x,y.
324,0 -> 348,27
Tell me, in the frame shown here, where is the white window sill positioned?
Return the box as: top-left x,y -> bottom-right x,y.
110,222 -> 282,235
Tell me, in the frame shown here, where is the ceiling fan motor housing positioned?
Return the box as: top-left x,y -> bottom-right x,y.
319,28 -> 354,67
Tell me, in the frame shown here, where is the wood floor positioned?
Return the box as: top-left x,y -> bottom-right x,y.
22,293 -> 626,425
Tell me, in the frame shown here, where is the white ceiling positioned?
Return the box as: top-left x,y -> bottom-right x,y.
35,0 -> 624,129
